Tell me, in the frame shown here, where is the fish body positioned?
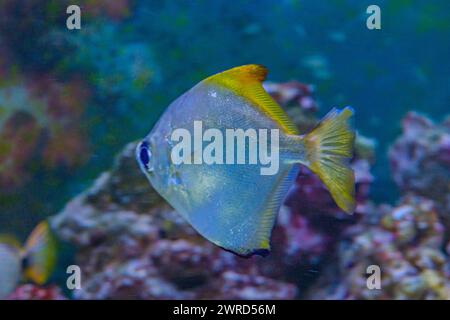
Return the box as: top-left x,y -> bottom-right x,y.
0,244 -> 21,299
137,65 -> 355,256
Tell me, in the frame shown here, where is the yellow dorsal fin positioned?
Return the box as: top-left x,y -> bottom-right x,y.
204,64 -> 299,134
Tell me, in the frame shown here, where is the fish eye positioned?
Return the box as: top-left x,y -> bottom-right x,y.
139,142 -> 152,170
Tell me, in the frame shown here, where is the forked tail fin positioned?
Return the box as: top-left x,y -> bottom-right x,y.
304,107 -> 356,213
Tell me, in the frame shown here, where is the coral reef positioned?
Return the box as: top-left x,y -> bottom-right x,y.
306,196 -> 450,299
0,79 -> 89,191
7,284 -> 66,300
389,112 -> 450,215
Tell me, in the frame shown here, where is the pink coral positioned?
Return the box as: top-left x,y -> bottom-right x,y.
389,112 -> 450,214
8,284 -> 67,300
307,196 -> 450,300
0,111 -> 41,190
0,76 -> 90,190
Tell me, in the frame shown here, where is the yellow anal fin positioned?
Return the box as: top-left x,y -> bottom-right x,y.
205,64 -> 299,134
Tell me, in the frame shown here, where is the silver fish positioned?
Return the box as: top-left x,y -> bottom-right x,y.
137,65 -> 355,256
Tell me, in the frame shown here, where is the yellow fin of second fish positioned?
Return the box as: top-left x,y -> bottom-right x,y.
23,221 -> 57,285
205,64 -> 299,134
0,234 -> 23,251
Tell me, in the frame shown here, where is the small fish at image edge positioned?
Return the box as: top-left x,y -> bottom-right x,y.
0,221 -> 57,299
